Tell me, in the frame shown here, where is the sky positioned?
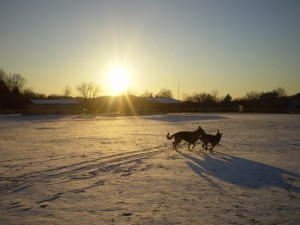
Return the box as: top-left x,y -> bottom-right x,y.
0,0 -> 299,98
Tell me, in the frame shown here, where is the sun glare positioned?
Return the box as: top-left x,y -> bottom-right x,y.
107,66 -> 130,95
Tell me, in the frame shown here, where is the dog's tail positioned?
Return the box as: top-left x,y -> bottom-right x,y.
166,132 -> 174,140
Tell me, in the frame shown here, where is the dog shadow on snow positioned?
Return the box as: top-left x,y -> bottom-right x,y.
176,150 -> 300,193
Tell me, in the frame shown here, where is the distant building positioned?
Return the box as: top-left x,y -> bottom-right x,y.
146,97 -> 182,104
27,99 -> 81,114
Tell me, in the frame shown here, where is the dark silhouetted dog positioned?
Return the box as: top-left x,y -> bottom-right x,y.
199,130 -> 222,151
167,126 -> 204,150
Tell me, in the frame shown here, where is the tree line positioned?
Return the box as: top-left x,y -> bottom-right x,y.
0,69 -> 177,107
0,69 -> 299,112
0,69 -> 28,109
182,87 -> 288,103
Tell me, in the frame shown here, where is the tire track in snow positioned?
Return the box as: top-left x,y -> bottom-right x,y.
0,144 -> 168,195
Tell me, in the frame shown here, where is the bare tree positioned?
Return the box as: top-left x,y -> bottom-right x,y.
211,90 -> 218,102
5,73 -> 27,92
274,87 -> 287,97
183,92 -> 216,103
76,82 -> 100,99
156,88 -> 173,98
77,82 -> 89,98
63,85 -> 72,97
244,91 -> 260,100
89,82 -> 100,99
141,90 -> 153,98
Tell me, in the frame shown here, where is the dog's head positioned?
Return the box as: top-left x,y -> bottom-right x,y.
197,126 -> 205,134
217,130 -> 223,137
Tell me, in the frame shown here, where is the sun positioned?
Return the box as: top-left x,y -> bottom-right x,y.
107,66 -> 130,95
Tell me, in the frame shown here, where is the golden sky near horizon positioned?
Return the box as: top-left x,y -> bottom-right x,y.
0,0 -> 299,98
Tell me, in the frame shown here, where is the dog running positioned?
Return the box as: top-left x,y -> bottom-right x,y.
166,126 -> 204,150
167,126 -> 223,151
199,129 -> 223,151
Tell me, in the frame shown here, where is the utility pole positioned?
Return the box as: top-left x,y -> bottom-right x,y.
178,82 -> 179,100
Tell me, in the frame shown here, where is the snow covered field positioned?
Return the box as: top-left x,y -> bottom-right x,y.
0,113 -> 299,225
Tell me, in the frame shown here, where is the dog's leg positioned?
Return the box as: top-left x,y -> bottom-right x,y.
172,141 -> 176,150
210,144 -> 216,152
173,140 -> 180,150
202,143 -> 208,150
209,144 -> 216,152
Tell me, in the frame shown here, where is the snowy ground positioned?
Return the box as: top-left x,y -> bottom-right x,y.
0,113 -> 299,225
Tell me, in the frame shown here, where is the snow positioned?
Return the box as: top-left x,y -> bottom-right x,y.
0,113 -> 299,225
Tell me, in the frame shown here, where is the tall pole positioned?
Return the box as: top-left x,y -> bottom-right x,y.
178,82 -> 179,100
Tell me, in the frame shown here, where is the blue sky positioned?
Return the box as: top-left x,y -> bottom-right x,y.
0,0 -> 299,98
